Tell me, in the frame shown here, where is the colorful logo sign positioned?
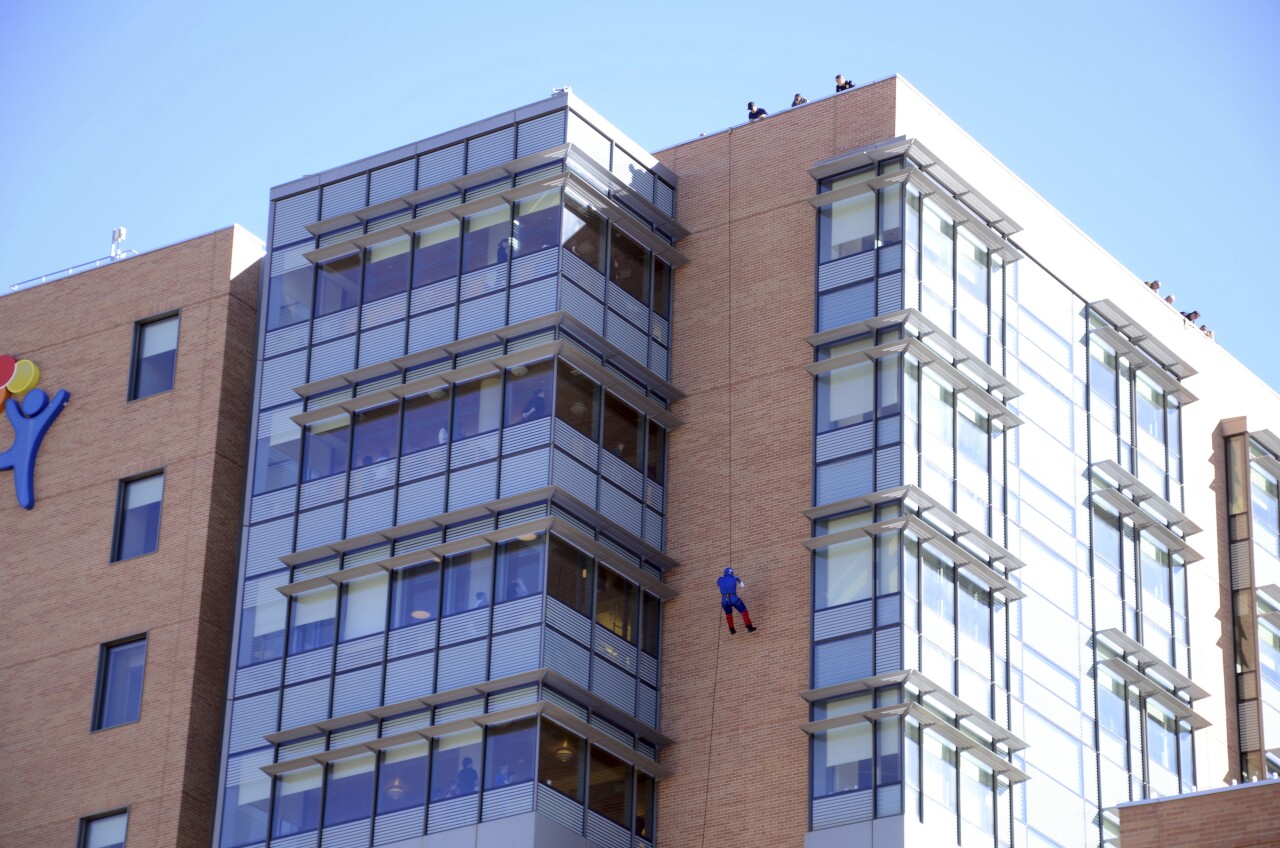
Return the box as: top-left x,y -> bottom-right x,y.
0,355 -> 70,510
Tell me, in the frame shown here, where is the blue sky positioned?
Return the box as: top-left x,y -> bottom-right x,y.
2,0 -> 1278,388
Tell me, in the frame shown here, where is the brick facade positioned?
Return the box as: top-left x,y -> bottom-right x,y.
0,226 -> 262,848
654,81 -> 897,848
1118,780 -> 1280,848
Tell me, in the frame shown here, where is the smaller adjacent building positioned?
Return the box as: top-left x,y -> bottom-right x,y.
0,226 -> 263,848
1117,779 -> 1280,848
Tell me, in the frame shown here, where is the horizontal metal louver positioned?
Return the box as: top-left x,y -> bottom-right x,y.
408,307 -> 457,352
396,475 -> 446,524
559,279 -> 604,334
637,684 -> 658,728
1239,702 -> 1261,749
273,190 -> 320,248
399,447 -> 447,484
648,342 -> 668,380
380,709 -> 430,736
537,784 -> 583,834
490,686 -> 539,711
309,335 -> 358,381
554,420 -> 598,469
489,627 -> 542,678
590,655 -> 636,714
272,829 -> 318,848
458,291 -> 506,338
816,421 -> 874,464
551,450 -> 597,507
280,734 -> 325,760
296,502 -> 344,550
510,246 -> 558,285
544,628 -> 590,687
813,598 -> 874,642
811,790 -> 873,830
349,461 -> 395,498
281,678 -> 330,728
451,433 -> 499,471
419,144 -> 465,187
815,452 -> 874,505
819,251 -> 875,292
271,241 -> 314,278
366,209 -> 413,236
336,632 -> 383,671
813,633 -> 873,688
369,158 -> 416,205
876,595 -> 900,626
245,516 -> 294,577
285,646 -> 333,685
876,415 -> 902,446
410,280 -> 457,317
312,308 -> 359,345
493,595 -> 543,633
228,691 -> 279,752
644,481 -> 664,512
650,313 -> 669,346
467,126 -> 515,173
605,310 -> 648,366
415,193 -> 461,217
875,446 -> 903,489
612,148 -> 654,203
643,508 -> 663,549
251,487 -> 296,525
460,264 -> 506,300
483,783 -> 535,821
593,625 -> 638,672
875,626 -> 903,674
300,474 -> 346,511
880,242 -> 903,273
265,322 -> 311,359
599,480 -> 643,536
225,747 -> 274,789
877,272 -> 905,314
440,608 -> 489,646
560,250 -> 607,299
876,783 -> 903,817
545,597 -> 592,646
332,665 -> 382,716
260,349 -> 308,410
819,280 -> 876,332
1230,542 -> 1252,589
497,448 -> 547,499
515,162 -> 562,186
234,659 -> 281,697
388,621 -> 437,659
374,808 -> 423,846
436,640 -> 488,691
586,810 -> 630,848
319,819 -> 370,848
654,180 -> 674,217
346,489 -> 394,537
361,292 -> 407,331
426,794 -> 478,834
322,175 -> 368,218
384,651 -> 435,703
517,110 -> 567,156
502,418 -> 552,456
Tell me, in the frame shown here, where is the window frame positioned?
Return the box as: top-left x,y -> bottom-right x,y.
127,310 -> 180,402
78,808 -> 130,848
110,469 -> 165,563
91,634 -> 148,732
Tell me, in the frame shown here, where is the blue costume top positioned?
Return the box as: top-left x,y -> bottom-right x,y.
717,571 -> 740,598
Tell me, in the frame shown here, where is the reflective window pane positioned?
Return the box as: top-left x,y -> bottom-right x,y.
462,205 -> 511,274
431,729 -> 483,800
131,314 -> 179,400
443,549 -> 493,616
390,562 -> 440,629
651,260 -> 671,319
603,393 -> 643,470
538,720 -> 584,801
453,377 -> 501,439
302,416 -> 349,482
485,717 -> 536,788
267,264 -> 313,330
352,403 -> 399,470
556,366 -> 600,441
272,766 -> 322,837
253,407 -> 301,495
412,220 -> 460,288
497,536 -> 544,603
340,574 -> 388,642
378,741 -> 428,814
505,359 -> 553,427
513,190 -> 561,257
114,473 -> 164,561
817,360 -> 873,433
324,754 -> 375,826
315,254 -> 361,317
402,389 -> 450,455
596,567 -> 637,643
563,193 -> 606,273
547,535 -> 593,616
588,746 -> 633,827
646,421 -> 666,486
364,237 -> 410,303
83,811 -> 128,848
94,637 -> 147,730
289,587 -> 336,655
609,225 -> 648,304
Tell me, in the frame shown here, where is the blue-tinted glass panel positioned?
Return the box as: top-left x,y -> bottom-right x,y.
603,392 -> 643,470
302,417 -> 349,482
364,237 -> 410,304
504,359 -> 553,427
563,194 -> 606,273
497,536 -> 544,603
95,637 -> 146,730
484,717 -> 536,788
513,190 -> 561,258
352,402 -> 399,469
272,767 -> 322,837
443,549 -> 493,616
377,741 -> 428,813
253,407 -> 301,495
324,754 -> 375,826
462,205 -> 511,274
453,377 -> 501,439
412,220 -> 460,288
391,562 -> 440,629
315,254 -> 361,317
83,811 -> 128,848
289,588 -> 336,654
431,729 -> 483,800
114,473 -> 164,561
131,315 -> 179,400
547,535 -> 592,616
402,389 -> 450,455
237,592 -> 285,667
219,775 -> 270,848
267,265 -> 313,330
608,225 -> 648,304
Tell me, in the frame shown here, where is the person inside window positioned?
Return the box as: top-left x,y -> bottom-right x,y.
520,387 -> 547,422
747,102 -> 768,122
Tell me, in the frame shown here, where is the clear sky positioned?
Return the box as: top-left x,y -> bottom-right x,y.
2,0 -> 1278,388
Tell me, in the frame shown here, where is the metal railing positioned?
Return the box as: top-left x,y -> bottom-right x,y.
9,250 -> 139,292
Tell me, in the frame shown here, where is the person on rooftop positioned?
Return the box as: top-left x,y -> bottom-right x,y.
835,74 -> 855,93
791,93 -> 809,107
747,102 -> 768,122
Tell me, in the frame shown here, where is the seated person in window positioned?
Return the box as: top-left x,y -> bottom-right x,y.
520,387 -> 547,422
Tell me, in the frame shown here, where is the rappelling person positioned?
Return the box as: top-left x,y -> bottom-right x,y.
717,567 -> 757,635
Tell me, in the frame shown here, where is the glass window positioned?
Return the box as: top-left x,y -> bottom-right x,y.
820,172 -> 876,261
1147,703 -> 1178,772
81,811 -> 128,848
603,393 -> 643,469
646,421 -> 666,486
651,259 -> 672,319
547,534 -> 593,616
93,637 -> 146,730
1097,671 -> 1127,741
641,592 -> 661,657
253,407 -> 301,495
505,359 -> 553,427
113,472 -> 164,561
921,200 -> 955,278
609,225 -> 649,304
302,416 -> 349,482
130,314 -> 179,400
960,758 -> 994,833
957,401 -> 988,470
817,360 -> 873,433
877,355 -> 901,417
815,534 -> 874,610
364,237 -> 410,304
877,532 -> 901,596
219,765 -> 270,848
462,205 -> 511,274
352,403 -> 399,470
588,746 -> 633,828
905,188 -> 921,252
442,549 -> 493,616
922,549 -> 954,621
340,574 -> 388,642
484,717 -> 536,788
411,220 -> 460,288
596,566 -> 637,643
563,192 -> 607,273
957,576 -> 990,645
453,377 -> 501,440
956,228 -> 987,303
880,184 -> 902,245
315,254 -> 361,318
289,587 -> 336,654
923,731 -> 957,811
635,771 -> 656,839
391,561 -> 440,628
497,536 -> 544,602
812,706 -> 873,796
1140,536 -> 1171,605
378,741 -> 428,814
513,190 -> 561,258
402,389 -> 450,455
538,720 -> 584,801
878,717 -> 901,785
237,586 -> 285,667
557,365 -> 600,441
1135,376 -> 1166,453
324,754 -> 375,826
1089,341 -> 1118,409
430,728 -> 483,800
267,263 -> 313,331
272,766 -> 322,837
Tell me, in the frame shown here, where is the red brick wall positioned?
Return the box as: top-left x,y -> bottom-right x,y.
1118,780 -> 1280,848
654,81 -> 897,848
0,227 -> 261,848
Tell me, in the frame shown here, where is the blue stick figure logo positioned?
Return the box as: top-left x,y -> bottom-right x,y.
0,355 -> 70,510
